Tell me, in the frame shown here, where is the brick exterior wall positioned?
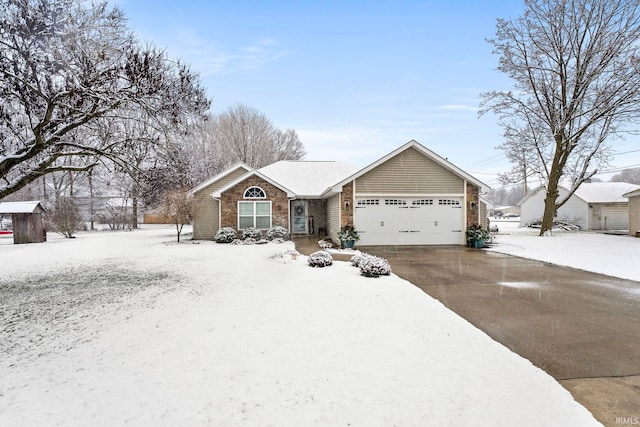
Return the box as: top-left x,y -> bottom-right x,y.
340,181 -> 354,227
220,175 -> 289,231
466,182 -> 480,227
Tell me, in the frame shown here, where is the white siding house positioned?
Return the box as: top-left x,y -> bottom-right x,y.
520,182 -> 640,231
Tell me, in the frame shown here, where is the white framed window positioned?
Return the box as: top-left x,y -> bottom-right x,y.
244,186 -> 266,198
357,199 -> 380,206
238,201 -> 272,229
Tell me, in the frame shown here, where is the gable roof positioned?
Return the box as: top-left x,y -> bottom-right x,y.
520,182 -> 640,205
574,182 -> 640,203
257,161 -> 360,197
330,140 -> 490,193
0,201 -> 46,214
211,169 -> 296,198
192,140 -> 492,199
190,162 -> 252,194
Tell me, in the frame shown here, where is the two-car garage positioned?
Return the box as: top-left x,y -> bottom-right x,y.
354,196 -> 465,245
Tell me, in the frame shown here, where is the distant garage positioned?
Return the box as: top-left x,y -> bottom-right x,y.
354,196 -> 465,245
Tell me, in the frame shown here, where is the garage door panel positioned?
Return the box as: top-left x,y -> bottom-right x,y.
356,197 -> 464,245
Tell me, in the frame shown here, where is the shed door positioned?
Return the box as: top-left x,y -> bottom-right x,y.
355,197 -> 464,245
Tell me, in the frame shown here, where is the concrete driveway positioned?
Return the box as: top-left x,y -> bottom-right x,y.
359,245 -> 640,427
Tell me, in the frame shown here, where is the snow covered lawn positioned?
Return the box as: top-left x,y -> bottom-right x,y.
487,220 -> 640,283
0,227 -> 600,426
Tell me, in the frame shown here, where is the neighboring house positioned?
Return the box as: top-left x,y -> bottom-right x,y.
191,140 -> 490,246
623,188 -> 640,236
480,197 -> 494,229
491,205 -> 520,218
519,182 -> 640,230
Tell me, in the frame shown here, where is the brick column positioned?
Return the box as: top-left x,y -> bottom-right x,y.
340,181 -> 354,227
466,182 -> 480,227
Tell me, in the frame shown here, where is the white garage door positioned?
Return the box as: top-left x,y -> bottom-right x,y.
355,197 -> 464,245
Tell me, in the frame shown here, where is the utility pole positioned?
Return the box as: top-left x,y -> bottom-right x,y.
521,148 -> 528,194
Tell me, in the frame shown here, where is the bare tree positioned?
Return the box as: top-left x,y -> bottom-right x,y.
481,0 -> 640,235
0,0 -> 210,200
184,115 -> 228,184
159,188 -> 198,242
272,128 -> 306,162
611,167 -> 640,184
213,104 -> 305,168
49,197 -> 83,238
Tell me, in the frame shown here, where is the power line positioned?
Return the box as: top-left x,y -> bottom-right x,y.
613,149 -> 640,155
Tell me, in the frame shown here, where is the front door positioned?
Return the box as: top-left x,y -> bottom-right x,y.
292,200 -> 307,234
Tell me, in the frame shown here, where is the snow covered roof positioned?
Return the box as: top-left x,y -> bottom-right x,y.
0,201 -> 46,214
480,197 -> 495,209
624,188 -> 640,198
257,161 -> 360,197
520,182 -> 640,205
574,182 -> 640,203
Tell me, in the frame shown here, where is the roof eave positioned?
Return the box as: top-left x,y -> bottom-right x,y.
190,162 -> 253,194
331,139 -> 491,193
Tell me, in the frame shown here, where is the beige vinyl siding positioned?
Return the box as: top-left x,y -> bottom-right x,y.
193,198 -> 219,240
326,193 -> 340,242
597,204 -> 629,230
479,202 -> 487,228
355,147 -> 464,194
193,168 -> 248,239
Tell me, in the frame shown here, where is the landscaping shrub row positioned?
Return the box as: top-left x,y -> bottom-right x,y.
214,226 -> 289,244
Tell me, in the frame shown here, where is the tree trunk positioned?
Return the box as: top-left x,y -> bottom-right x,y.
88,170 -> 94,230
132,188 -> 139,229
540,183 -> 559,235
540,136 -> 567,235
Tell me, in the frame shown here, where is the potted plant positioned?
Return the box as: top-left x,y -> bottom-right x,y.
466,224 -> 490,248
337,225 -> 360,249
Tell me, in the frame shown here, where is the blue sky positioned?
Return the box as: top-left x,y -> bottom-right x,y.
115,0 -> 640,187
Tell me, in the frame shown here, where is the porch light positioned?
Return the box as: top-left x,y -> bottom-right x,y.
345,200 -> 350,211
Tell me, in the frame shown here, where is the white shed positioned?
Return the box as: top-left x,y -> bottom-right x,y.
519,182 -> 640,231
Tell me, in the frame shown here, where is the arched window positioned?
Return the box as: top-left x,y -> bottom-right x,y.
244,186 -> 266,198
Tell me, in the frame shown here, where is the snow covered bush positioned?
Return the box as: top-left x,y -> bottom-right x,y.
243,227 -> 263,240
359,255 -> 392,278
307,251 -> 333,268
318,240 -> 334,249
214,227 -> 237,243
270,237 -> 286,244
267,226 -> 289,241
350,253 -> 366,267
